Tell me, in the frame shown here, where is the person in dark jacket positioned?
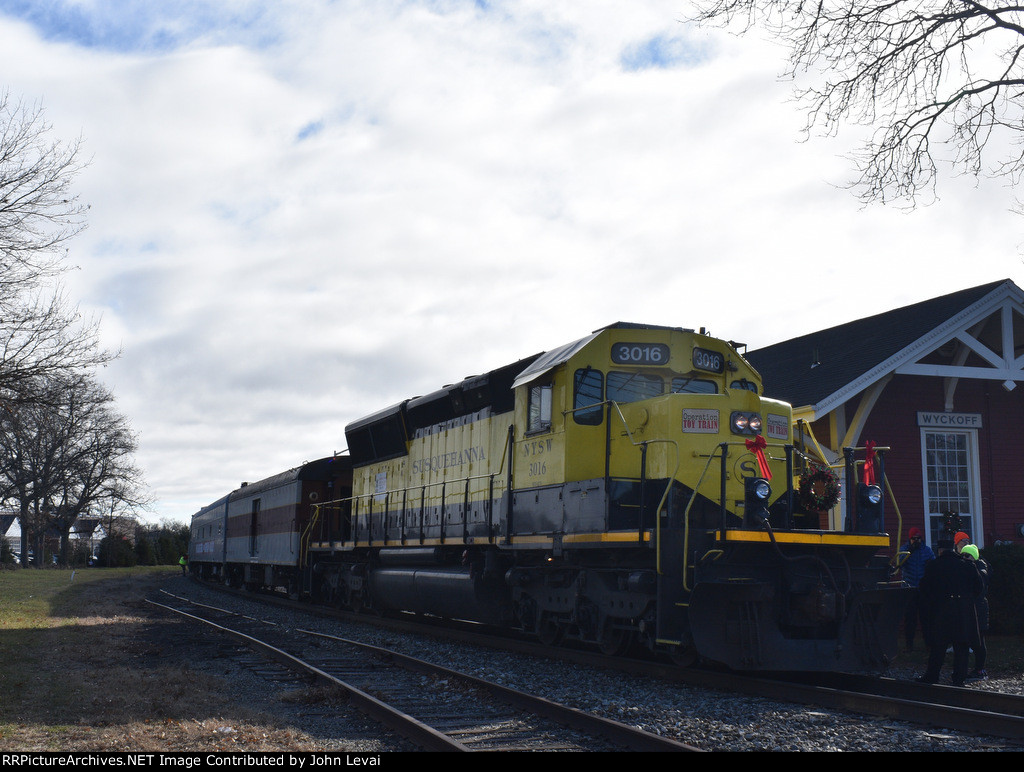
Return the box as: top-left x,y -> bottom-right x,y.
898,527 -> 935,650
960,544 -> 990,681
917,539 -> 983,686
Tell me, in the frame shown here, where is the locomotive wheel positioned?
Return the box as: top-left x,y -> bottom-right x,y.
537,616 -> 564,646
670,645 -> 698,668
597,625 -> 633,657
344,588 -> 363,613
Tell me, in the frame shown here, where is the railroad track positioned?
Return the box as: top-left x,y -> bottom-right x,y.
174,579 -> 1024,747
147,591 -> 701,752
771,671 -> 1024,740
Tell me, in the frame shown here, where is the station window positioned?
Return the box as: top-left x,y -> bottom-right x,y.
573,368 -> 604,425
922,430 -> 981,546
607,371 -> 663,403
528,383 -> 553,433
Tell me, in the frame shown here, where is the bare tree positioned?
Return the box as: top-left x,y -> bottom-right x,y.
50,377 -> 149,563
0,374 -> 148,566
0,91 -> 86,286
687,0 -> 1024,206
0,390 -> 60,565
0,91 -> 113,405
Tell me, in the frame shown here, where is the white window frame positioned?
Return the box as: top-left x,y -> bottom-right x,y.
527,384 -> 553,434
919,428 -> 984,547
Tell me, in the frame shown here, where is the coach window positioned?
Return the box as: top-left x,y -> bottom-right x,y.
573,368 -> 603,425
607,371 -> 663,404
249,499 -> 260,557
528,383 -> 553,433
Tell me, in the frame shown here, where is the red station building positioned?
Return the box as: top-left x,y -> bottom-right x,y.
747,279 -> 1024,549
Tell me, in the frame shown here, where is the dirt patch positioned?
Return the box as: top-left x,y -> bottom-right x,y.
0,571 -> 399,752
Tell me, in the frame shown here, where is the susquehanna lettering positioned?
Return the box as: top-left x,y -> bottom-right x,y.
411,446 -> 486,474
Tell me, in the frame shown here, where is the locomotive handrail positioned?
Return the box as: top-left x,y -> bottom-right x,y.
299,504 -> 322,570
885,475 -> 906,564
796,418 -> 836,471
607,399 -> 681,555
677,446 -> 722,591
683,439 -> 793,592
306,430 -> 516,550
311,470 -> 505,549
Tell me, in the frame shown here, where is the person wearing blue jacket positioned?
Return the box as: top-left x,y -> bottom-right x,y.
899,527 -> 935,651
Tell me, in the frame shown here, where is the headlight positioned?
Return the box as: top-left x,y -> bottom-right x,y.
751,479 -> 772,500
861,484 -> 882,505
730,411 -> 762,435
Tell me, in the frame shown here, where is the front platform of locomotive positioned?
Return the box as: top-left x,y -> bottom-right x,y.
686,524 -> 908,672
566,327 -> 904,671
652,353 -> 910,673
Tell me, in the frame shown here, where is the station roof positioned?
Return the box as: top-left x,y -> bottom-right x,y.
746,279 -> 1022,417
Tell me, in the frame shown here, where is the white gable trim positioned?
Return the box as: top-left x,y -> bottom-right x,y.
812,280 -> 1024,417
897,301 -> 1024,390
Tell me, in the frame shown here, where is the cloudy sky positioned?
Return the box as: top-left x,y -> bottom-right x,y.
0,0 -> 1020,525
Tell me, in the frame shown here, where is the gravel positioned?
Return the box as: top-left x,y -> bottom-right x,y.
162,576 -> 1024,752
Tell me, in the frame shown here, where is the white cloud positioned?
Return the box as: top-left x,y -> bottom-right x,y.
0,1 -> 1020,523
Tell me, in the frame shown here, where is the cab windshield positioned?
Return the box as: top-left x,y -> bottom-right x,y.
606,371 -> 721,401
607,371 -> 663,403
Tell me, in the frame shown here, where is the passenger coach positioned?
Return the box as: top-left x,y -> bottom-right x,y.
189,456 -> 352,596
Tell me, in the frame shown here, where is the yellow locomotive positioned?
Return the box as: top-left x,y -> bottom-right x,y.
305,323 -> 907,672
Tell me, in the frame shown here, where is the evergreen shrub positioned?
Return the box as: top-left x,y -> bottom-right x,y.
982,543 -> 1024,635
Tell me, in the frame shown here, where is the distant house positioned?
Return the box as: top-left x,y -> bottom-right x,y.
0,514 -> 108,562
0,513 -> 18,557
71,518 -> 104,557
747,278 -> 1024,549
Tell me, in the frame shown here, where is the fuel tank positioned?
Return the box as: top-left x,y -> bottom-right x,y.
367,566 -> 514,627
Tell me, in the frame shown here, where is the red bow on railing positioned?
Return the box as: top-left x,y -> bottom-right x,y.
746,435 -> 772,480
864,440 -> 877,486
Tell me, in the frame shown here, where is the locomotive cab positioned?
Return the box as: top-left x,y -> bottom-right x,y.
505,324 -> 908,671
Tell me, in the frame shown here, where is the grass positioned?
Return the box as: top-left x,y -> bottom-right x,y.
0,566 -> 351,752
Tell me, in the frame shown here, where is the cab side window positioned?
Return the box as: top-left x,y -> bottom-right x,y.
528,383 -> 553,433
573,368 -> 603,425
